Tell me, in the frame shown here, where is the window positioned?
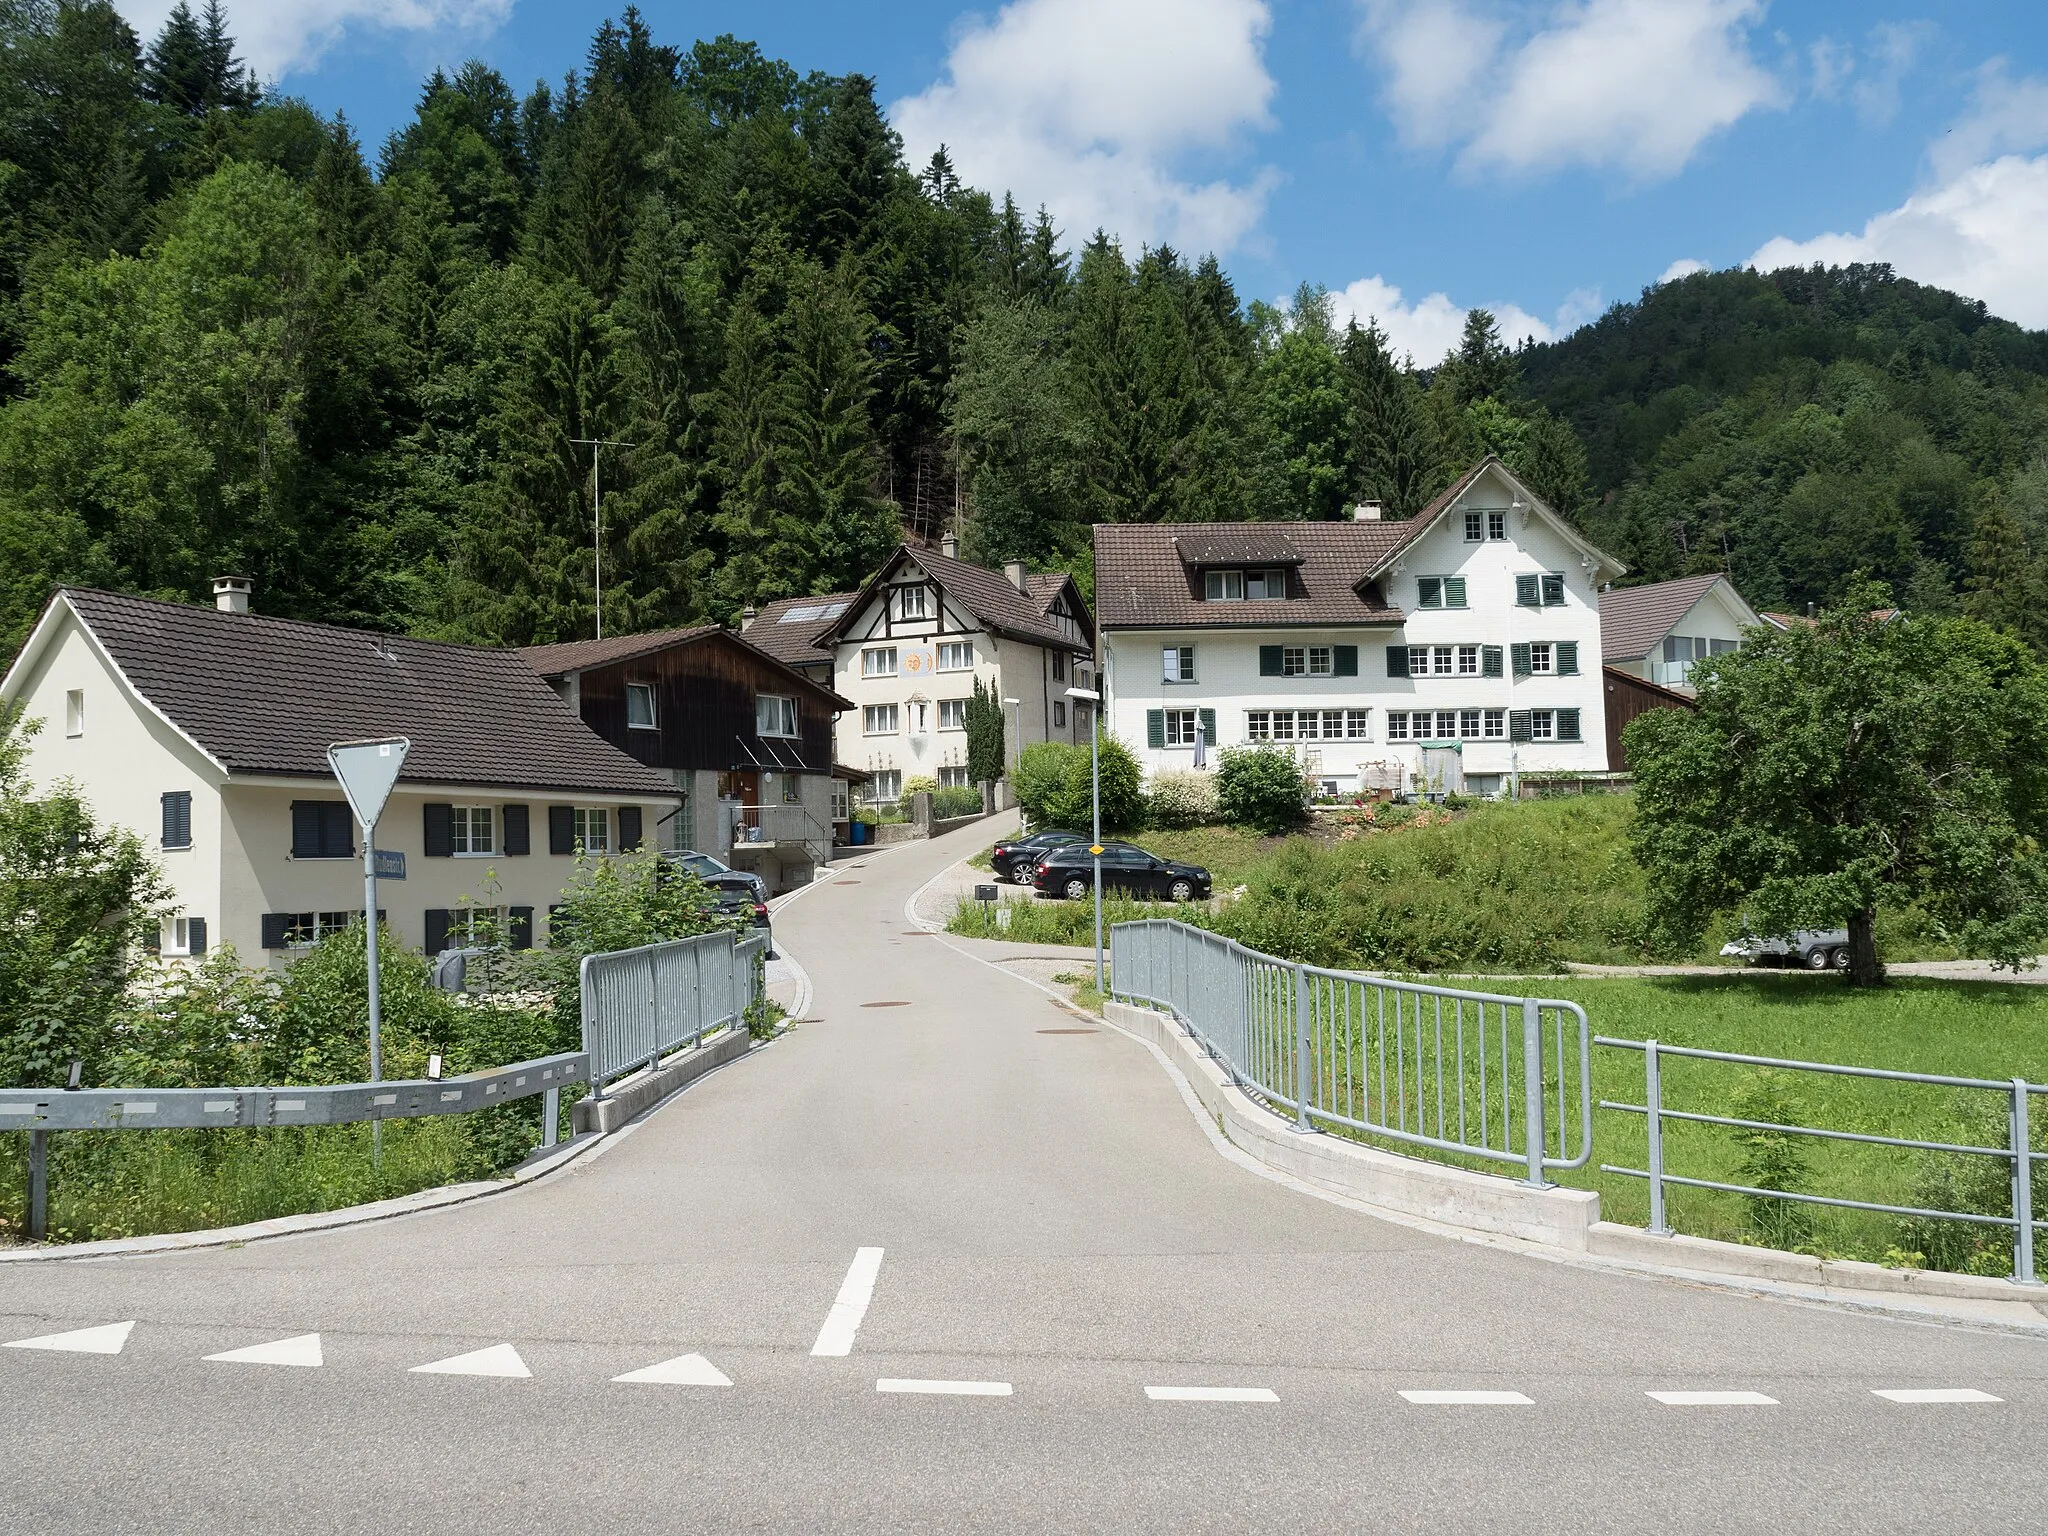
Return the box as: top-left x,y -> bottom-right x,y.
1246,709 -> 1367,743
1460,708 -> 1482,739
1163,645 -> 1196,683
452,805 -> 495,855
756,693 -> 798,737
938,698 -> 967,730
1417,577 -> 1468,609
1484,709 -> 1506,739
1283,646 -> 1305,676
1280,646 -> 1334,677
1530,709 -> 1556,741
625,683 -> 658,730
1161,709 -> 1198,746
863,703 -> 898,735
1347,709 -> 1371,739
938,766 -> 972,788
1529,642 -> 1554,675
892,585 -> 929,620
1270,710 -> 1295,741
1457,645 -> 1479,676
909,700 -> 928,734
1247,568 -> 1286,599
1387,712 -> 1409,741
1488,510 -> 1507,540
1053,700 -> 1067,727
937,641 -> 973,671
161,791 -> 192,851
163,915 -> 209,957
866,770 -> 901,802
1052,651 -> 1067,681
65,689 -> 84,737
1203,568 -> 1287,601
1464,511 -> 1483,541
1307,646 -> 1333,676
831,781 -> 850,820
291,801 -> 354,860
570,806 -> 608,851
1435,710 -> 1460,739
862,647 -> 898,678
1246,710 -> 1270,740
272,911 -> 354,949
781,774 -> 802,804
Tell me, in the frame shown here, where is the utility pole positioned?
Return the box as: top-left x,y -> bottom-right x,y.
570,437 -> 632,639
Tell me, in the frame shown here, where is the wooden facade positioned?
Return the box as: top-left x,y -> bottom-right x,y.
569,633 -> 839,775
1602,665 -> 1694,771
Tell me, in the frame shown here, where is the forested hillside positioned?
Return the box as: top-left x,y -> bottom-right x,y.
0,4 -> 2045,662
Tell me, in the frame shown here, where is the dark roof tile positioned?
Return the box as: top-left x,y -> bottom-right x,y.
1598,574 -> 1727,662
1092,522 -> 1409,629
743,593 -> 853,668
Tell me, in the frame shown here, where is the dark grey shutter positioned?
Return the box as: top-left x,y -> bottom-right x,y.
1417,577 -> 1441,608
1386,645 -> 1410,679
1541,572 -> 1565,606
1509,710 -> 1534,742
1444,577 -> 1468,608
291,801 -> 320,859
1482,645 -> 1504,678
1515,573 -> 1541,608
1511,643 -> 1533,677
161,791 -> 191,849
1557,640 -> 1579,676
1258,645 -> 1283,676
508,907 -> 534,950
187,917 -> 207,956
261,913 -> 292,950
1558,708 -> 1582,742
1147,710 -> 1165,749
422,803 -> 454,858
326,803 -> 354,858
1333,645 -> 1358,676
1199,709 -> 1217,743
549,805 -> 575,854
424,908 -> 451,956
501,804 -> 530,855
619,806 -> 643,851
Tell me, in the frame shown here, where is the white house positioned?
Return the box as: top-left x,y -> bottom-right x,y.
1093,458 -> 1628,798
0,582 -> 683,964
751,539 -> 1096,802
1598,572 -> 1762,694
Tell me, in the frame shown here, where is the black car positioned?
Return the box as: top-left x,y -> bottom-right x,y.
990,828 -> 1085,882
660,850 -> 772,935
1031,842 -> 1212,903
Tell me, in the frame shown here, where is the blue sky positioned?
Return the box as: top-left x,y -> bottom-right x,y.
117,1 -> 2048,359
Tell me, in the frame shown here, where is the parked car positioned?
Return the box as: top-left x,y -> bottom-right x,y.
990,828 -> 1085,882
661,850 -> 773,944
1032,842 -> 1212,903
1721,928 -> 1851,971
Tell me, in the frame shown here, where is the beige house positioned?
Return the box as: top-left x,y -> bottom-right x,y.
0,582 -> 681,964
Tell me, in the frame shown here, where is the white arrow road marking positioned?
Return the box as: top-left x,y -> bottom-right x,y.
1398,1389 -> 1533,1405
204,1334 -> 323,1368
1145,1386 -> 1278,1402
1873,1388 -> 2002,1404
612,1353 -> 732,1386
4,1321 -> 135,1355
876,1379 -> 1011,1396
1647,1390 -> 1777,1405
810,1246 -> 884,1357
409,1343 -> 531,1378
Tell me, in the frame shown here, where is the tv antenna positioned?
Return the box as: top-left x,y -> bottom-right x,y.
570,436 -> 633,638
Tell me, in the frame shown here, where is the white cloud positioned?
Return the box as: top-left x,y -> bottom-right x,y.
114,0 -> 512,82
1355,0 -> 1784,180
892,0 -> 1279,255
1658,257 -> 1707,284
1324,274 -> 1598,366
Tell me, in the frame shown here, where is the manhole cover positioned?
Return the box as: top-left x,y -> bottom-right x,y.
861,1000 -> 911,1008
1038,1028 -> 1098,1035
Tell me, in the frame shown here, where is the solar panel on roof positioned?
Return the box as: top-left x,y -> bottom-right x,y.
779,604 -> 824,623
820,602 -> 848,618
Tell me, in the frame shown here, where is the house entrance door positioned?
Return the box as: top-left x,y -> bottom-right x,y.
719,770 -> 761,836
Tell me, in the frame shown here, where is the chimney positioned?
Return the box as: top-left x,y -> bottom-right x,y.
1806,601 -> 1816,618
1352,500 -> 1384,521
741,605 -> 758,631
940,531 -> 959,559
212,576 -> 252,615
1004,560 -> 1029,595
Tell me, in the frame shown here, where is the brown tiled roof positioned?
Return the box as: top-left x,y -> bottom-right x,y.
1172,528 -> 1304,566
519,625 -> 721,676
742,593 -> 853,668
1598,574 -> 1727,662
51,589 -> 678,797
1092,522 -> 1410,629
818,548 -> 1093,653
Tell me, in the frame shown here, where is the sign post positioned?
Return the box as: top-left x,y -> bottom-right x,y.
1065,687 -> 1105,992
327,738 -> 410,1102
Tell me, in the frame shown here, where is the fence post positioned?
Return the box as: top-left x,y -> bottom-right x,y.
645,947 -> 661,1073
26,1128 -> 47,1241
1521,998 -> 1547,1187
580,954 -> 604,1100
540,1086 -> 560,1150
1646,1039 -> 1671,1235
2014,1079 -> 2038,1285
1292,961 -> 1312,1133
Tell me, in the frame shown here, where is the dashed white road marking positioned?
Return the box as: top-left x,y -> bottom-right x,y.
3,1320 -> 134,1355
876,1378 -> 1012,1396
1399,1389 -> 1533,1405
205,1333 -> 323,1368
1648,1390 -> 1777,1406
1146,1385 -> 1278,1402
613,1353 -> 732,1386
811,1246 -> 885,1357
409,1343 -> 532,1378
1873,1388 -> 2002,1404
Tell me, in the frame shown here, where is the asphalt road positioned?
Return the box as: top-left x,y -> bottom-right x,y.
4,819 -> 2046,1533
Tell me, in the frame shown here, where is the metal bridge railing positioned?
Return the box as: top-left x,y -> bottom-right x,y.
580,928 -> 768,1093
1109,920 -> 1591,1184
1598,1036 -> 2046,1284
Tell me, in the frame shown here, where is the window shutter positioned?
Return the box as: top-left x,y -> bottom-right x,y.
422,803 -> 454,858
424,908 -> 451,956
1385,645 -> 1410,679
187,917 -> 207,956
1199,709 -> 1217,743
1482,645 -> 1504,678
1333,645 -> 1358,676
1444,577 -> 1468,608
1147,709 -> 1165,749
548,805 -> 575,855
1511,643 -> 1533,677
261,913 -> 291,950
1258,645 -> 1283,677
1417,577 -> 1442,608
1515,573 -> 1541,608
291,801 -> 319,859
501,804 -> 530,855
618,805 -> 643,851
1541,572 -> 1566,606
1556,640 -> 1579,676
161,791 -> 190,849
1509,709 -> 1534,743
509,907 -> 534,950
1558,708 -> 1582,742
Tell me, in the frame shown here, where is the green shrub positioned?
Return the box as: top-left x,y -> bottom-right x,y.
1728,1071 -> 1815,1250
931,785 -> 983,818
1214,745 -> 1309,835
902,774 -> 939,797
1145,769 -> 1218,829
1014,740 -> 1083,823
1044,735 -> 1146,834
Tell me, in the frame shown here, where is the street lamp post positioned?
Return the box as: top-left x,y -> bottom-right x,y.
1002,697 -> 1021,818
1065,687 -> 1104,991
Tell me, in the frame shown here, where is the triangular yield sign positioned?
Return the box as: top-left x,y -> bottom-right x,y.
611,1352 -> 731,1386
409,1342 -> 530,1378
205,1333 -> 323,1368
3,1320 -> 134,1354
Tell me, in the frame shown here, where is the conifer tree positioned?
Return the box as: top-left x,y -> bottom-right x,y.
1339,320 -> 1441,518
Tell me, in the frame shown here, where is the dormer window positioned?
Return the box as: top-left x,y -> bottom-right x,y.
892,585 -> 929,620
1203,568 -> 1287,601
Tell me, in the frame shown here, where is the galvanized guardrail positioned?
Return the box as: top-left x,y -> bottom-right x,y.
1109,920 -> 1592,1184
1598,1037 -> 2046,1284
580,928 -> 768,1092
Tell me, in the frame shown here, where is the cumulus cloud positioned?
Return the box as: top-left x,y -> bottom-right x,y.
1355,0 -> 1784,180
1323,274 -> 1600,366
1658,258 -> 1707,284
114,0 -> 512,82
892,0 -> 1279,255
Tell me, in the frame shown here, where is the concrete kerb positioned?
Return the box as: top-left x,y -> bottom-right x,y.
572,1026 -> 753,1136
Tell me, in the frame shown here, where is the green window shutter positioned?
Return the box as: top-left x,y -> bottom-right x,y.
1333,645 -> 1358,676
1199,709 -> 1217,742
1417,577 -> 1442,608
1482,645 -> 1504,678
1557,640 -> 1579,676
1385,645 -> 1410,679
1511,642 -> 1532,677
1541,572 -> 1565,606
1444,577 -> 1467,608
1558,707 -> 1582,742
1258,645 -> 1283,676
1147,709 -> 1165,749
1509,710 -> 1534,743
1515,573 -> 1540,608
